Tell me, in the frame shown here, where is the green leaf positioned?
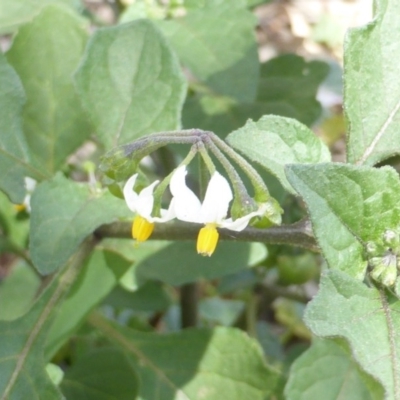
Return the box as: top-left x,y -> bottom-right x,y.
0,0 -> 79,34
305,270 -> 400,400
285,338 -> 384,400
182,55 -> 328,136
45,250 -> 132,359
286,163 -> 400,279
0,261 -> 41,321
199,297 -> 245,326
158,3 -> 258,102
135,241 -> 267,285
60,347 -> 139,399
0,52 -> 42,202
74,19 -> 186,149
0,286 -> 62,399
104,281 -> 173,312
89,313 -> 279,400
29,173 -> 130,274
257,55 -> 329,126
6,5 -> 90,174
226,115 -> 331,194
0,239 -> 94,400
345,0 -> 400,165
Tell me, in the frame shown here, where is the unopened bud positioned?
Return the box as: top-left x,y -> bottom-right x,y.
383,230 -> 400,251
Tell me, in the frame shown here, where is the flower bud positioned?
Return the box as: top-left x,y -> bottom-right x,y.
383,230 -> 400,251
365,241 -> 379,257
370,261 -> 386,281
380,262 -> 397,287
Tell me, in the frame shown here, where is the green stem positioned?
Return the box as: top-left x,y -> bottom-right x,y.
180,282 -> 198,329
95,219 -> 318,252
204,138 -> 252,208
209,133 -> 270,200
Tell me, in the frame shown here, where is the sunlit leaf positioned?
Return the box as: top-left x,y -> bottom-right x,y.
159,2 -> 258,102
6,5 -> 90,174
285,338 -> 384,400
29,173 -> 130,274
305,270 -> 400,399
227,115 -> 331,194
345,0 -> 400,165
0,0 -> 79,34
0,53 -> 42,202
75,19 -> 186,149
286,163 -> 400,279
89,313 -> 279,400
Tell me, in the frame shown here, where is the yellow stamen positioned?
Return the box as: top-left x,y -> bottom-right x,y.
14,204 -> 26,212
132,216 -> 154,242
197,224 -> 219,256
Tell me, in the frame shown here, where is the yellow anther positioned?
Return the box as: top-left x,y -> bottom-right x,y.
14,204 -> 26,212
132,216 -> 154,242
197,224 -> 219,256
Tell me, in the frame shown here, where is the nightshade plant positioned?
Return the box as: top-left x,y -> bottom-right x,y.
0,0 -> 398,399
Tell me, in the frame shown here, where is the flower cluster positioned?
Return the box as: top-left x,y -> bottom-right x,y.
366,229 -> 400,289
124,165 -> 271,256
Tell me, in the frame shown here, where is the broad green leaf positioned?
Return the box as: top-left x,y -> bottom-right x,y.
182,55 -> 328,136
0,239 -> 93,400
135,241 -> 267,285
45,250 -> 132,359
6,5 -> 91,174
226,116 -> 331,194
158,3 -> 259,102
345,0 -> 400,165
257,55 -> 329,126
305,270 -> 400,400
0,52 -> 43,203
89,313 -> 279,400
0,261 -> 41,321
104,281 -> 173,312
285,338 -> 384,400
199,297 -> 245,326
0,0 -> 79,34
29,173 -> 130,274
74,19 -> 186,149
60,347 -> 139,399
286,163 -> 400,279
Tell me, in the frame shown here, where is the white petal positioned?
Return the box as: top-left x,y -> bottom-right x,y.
170,166 -> 202,223
153,198 -> 177,223
219,206 -> 266,232
24,194 -> 32,213
123,174 -> 139,213
24,177 -> 36,192
200,172 -> 232,223
135,180 -> 159,218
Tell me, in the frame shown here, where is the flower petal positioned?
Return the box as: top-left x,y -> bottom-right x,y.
123,174 -> 139,213
219,205 -> 267,231
153,197 -> 177,223
135,180 -> 159,218
170,165 -> 202,223
200,172 -> 232,223
24,177 -> 36,192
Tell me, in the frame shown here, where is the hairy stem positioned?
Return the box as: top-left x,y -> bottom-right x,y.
95,219 -> 318,252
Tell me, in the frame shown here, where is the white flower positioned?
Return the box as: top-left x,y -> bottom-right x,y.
15,177 -> 36,213
170,165 -> 266,255
123,173 -> 175,241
